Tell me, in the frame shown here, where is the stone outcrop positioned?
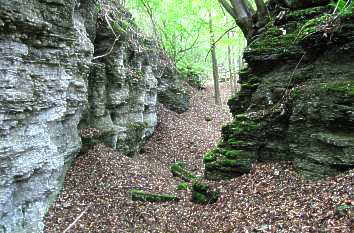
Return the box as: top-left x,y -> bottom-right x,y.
0,0 -> 189,232
79,3 -> 189,156
0,0 -> 93,232
205,1 -> 354,180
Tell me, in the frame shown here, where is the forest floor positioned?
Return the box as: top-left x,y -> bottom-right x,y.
44,83 -> 353,233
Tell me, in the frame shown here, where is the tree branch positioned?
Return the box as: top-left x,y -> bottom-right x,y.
218,0 -> 238,19
205,25 -> 238,61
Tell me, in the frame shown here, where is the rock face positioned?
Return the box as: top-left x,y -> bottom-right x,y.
79,3 -> 189,156
0,0 -> 93,232
205,1 -> 354,180
0,0 -> 188,232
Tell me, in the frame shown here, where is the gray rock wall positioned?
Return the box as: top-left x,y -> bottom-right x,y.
0,0 -> 93,232
79,4 -> 189,156
0,0 -> 188,232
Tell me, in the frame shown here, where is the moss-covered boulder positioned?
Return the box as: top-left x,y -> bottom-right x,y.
191,182 -> 220,205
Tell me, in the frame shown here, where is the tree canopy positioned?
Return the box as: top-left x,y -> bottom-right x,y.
124,0 -> 247,82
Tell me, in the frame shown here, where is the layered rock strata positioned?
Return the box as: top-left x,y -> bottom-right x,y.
205,1 -> 354,180
0,0 -> 188,232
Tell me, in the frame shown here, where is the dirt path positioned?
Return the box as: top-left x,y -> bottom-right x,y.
44,83 -> 353,233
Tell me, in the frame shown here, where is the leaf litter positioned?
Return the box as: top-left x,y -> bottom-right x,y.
44,83 -> 353,233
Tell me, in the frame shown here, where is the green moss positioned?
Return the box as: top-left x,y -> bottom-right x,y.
241,82 -> 259,90
191,181 -> 220,204
203,151 -> 217,163
229,119 -> 259,134
248,25 -> 303,57
296,14 -> 332,40
235,114 -> 248,121
219,159 -> 239,167
192,191 -> 208,204
247,76 -> 260,85
131,190 -> 179,202
239,68 -> 253,78
177,182 -> 189,190
325,81 -> 354,96
224,149 -> 243,159
136,70 -> 144,78
228,95 -> 238,105
291,88 -> 302,99
192,181 -> 209,193
127,122 -> 148,130
170,162 -> 197,181
227,138 -> 245,146
287,6 -> 330,20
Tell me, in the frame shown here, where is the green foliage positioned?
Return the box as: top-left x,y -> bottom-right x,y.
126,0 -> 246,82
296,14 -> 331,40
178,62 -> 207,89
331,0 -> 353,16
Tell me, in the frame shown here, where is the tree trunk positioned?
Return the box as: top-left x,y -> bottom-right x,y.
255,0 -> 268,27
209,11 -> 221,105
227,32 -> 234,92
218,0 -> 268,41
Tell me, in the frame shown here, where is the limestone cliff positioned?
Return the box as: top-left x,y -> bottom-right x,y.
205,0 -> 354,180
79,3 -> 189,156
0,0 -> 188,232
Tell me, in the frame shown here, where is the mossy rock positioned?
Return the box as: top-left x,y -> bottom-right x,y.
191,181 -> 219,205
203,151 -> 218,163
244,22 -> 306,74
131,190 -> 179,202
241,82 -> 259,91
170,162 -> 197,181
284,0 -> 330,10
177,182 -> 189,190
335,204 -> 354,217
204,155 -> 254,180
286,5 -> 331,21
222,118 -> 260,138
223,149 -> 244,159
